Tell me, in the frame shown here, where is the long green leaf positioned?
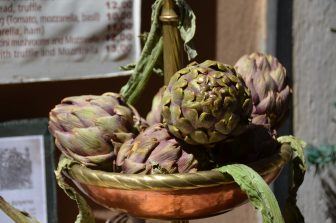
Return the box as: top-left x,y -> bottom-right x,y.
55,156 -> 95,223
0,196 -> 40,223
277,136 -> 306,223
216,164 -> 284,223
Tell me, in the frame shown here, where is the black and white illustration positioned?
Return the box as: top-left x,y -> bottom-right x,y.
0,147 -> 33,190
0,135 -> 47,223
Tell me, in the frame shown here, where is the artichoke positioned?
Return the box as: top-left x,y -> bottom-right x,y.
161,60 -> 253,145
116,124 -> 213,174
146,86 -> 165,126
235,52 -> 291,129
211,125 -> 280,165
49,92 -> 147,170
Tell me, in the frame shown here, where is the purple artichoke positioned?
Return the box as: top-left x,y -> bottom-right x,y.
49,92 -> 147,169
146,87 -> 165,126
235,52 -> 291,129
116,124 -> 213,174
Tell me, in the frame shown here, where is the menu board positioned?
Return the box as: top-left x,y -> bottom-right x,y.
0,0 -> 141,83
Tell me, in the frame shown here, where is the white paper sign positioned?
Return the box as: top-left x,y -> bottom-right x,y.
0,0 -> 141,83
0,135 -> 47,223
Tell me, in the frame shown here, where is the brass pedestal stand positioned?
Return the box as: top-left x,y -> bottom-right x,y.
65,1 -> 293,223
66,144 -> 292,223
160,0 -> 185,84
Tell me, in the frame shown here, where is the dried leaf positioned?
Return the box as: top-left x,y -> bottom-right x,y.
277,136 -> 306,223
55,156 -> 95,223
0,196 -> 40,223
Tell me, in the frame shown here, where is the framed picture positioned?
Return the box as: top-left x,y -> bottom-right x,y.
0,118 -> 57,223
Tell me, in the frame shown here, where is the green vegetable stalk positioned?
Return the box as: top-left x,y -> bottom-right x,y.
120,0 -> 197,105
0,196 -> 40,223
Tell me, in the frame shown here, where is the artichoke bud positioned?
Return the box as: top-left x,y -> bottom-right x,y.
235,52 -> 291,130
116,124 -> 213,174
162,60 -> 252,145
146,87 -> 166,126
49,93 -> 147,169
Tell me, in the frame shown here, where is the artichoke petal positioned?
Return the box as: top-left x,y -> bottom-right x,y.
190,130 -> 208,144
177,152 -> 198,173
122,159 -> 147,174
116,139 -> 134,166
146,87 -> 165,125
175,118 -> 194,135
255,92 -> 276,114
168,125 -> 182,138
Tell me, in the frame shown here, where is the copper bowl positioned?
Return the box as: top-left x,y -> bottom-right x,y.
65,143 -> 292,220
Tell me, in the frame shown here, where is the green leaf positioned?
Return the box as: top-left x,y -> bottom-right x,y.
277,136 -> 306,223
55,156 -> 95,223
216,164 -> 284,223
174,0 -> 197,60
0,196 -> 40,223
278,136 -> 306,168
120,63 -> 136,71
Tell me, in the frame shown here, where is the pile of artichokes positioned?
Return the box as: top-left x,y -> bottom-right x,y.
49,52 -> 291,174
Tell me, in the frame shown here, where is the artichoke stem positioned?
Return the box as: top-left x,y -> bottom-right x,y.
126,38 -> 163,105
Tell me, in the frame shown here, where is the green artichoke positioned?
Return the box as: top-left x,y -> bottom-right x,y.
116,124 -> 213,174
161,60 -> 253,145
49,92 -> 147,170
235,52 -> 291,129
211,125 -> 280,165
146,86 -> 165,125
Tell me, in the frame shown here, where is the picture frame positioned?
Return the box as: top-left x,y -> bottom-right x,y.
0,118 -> 57,223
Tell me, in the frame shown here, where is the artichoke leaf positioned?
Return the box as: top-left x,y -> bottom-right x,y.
0,196 -> 40,223
216,164 -> 284,223
55,156 -> 95,223
277,136 -> 306,223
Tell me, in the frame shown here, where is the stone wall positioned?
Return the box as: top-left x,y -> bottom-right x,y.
294,0 -> 336,222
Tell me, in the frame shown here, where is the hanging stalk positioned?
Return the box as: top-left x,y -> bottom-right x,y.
119,0 -> 164,105
120,0 -> 197,105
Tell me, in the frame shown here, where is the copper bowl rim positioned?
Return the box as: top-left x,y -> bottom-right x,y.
65,143 -> 292,191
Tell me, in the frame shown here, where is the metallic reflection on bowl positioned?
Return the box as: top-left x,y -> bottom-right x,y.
66,144 -> 292,220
